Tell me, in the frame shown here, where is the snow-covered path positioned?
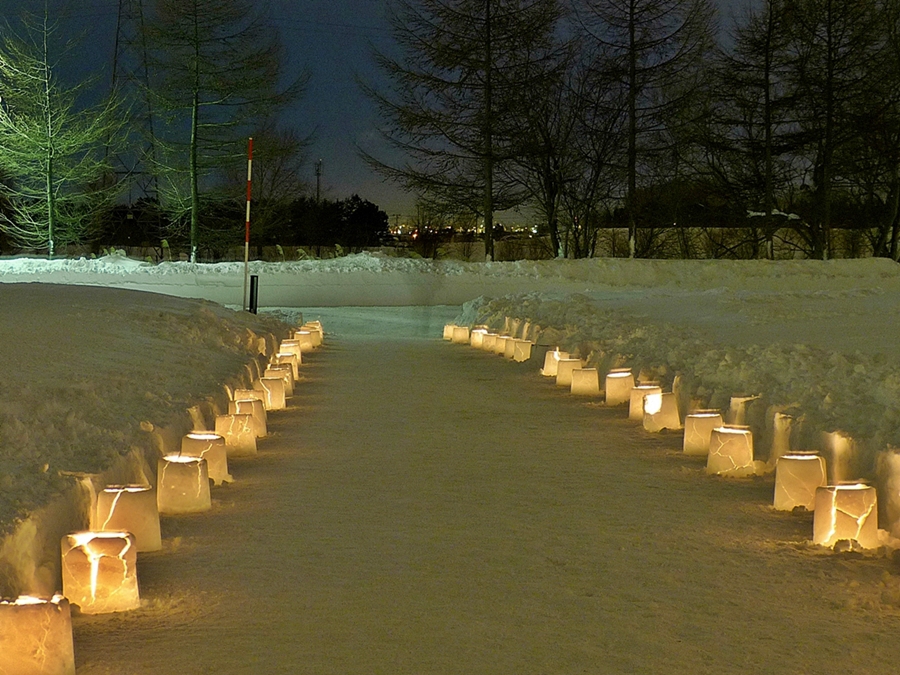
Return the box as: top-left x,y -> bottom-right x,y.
74,308 -> 900,674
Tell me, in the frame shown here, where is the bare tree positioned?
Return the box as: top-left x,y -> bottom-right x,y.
364,0 -> 564,261
0,10 -> 124,256
145,0 -> 306,261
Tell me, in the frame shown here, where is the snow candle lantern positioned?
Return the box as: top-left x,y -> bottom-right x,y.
605,369 -> 635,407
540,349 -> 569,377
503,337 -> 518,359
60,532 -> 140,614
469,328 -> 488,348
813,484 -> 879,549
570,368 -> 601,396
215,413 -> 259,457
643,392 -> 682,432
707,425 -> 755,477
481,333 -> 498,352
682,411 -> 723,456
0,595 -> 75,675
442,324 -> 455,340
272,352 -> 300,380
157,455 -> 211,514
629,384 -> 661,421
293,330 -> 316,352
555,358 -> 584,388
451,325 -> 470,344
181,432 -> 232,486
94,485 -> 161,552
773,453 -> 826,511
254,377 -> 286,411
279,339 -> 302,359
512,339 -> 532,363
493,335 -> 510,355
299,323 -> 324,346
229,398 -> 267,437
264,365 -> 294,398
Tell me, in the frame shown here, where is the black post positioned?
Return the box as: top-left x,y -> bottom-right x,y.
249,274 -> 259,314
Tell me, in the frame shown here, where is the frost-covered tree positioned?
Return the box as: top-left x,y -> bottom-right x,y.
0,11 -> 123,256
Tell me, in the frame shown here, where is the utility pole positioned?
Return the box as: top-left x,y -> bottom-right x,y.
315,159 -> 322,204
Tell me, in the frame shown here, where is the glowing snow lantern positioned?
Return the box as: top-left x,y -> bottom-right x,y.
232,388 -> 266,405
813,484 -> 879,549
605,369 -> 635,407
0,595 -> 75,675
60,531 -> 140,614
628,384 -> 661,421
707,425 -> 755,477
555,358 -> 584,388
442,324 -> 455,340
503,337 -> 518,359
94,485 -> 161,553
493,335 -> 511,355
272,352 -> 300,380
293,330 -> 316,352
481,333 -> 498,352
643,392 -> 682,432
229,398 -> 267,438
570,368 -> 601,396
181,432 -> 232,486
157,455 -> 211,514
470,328 -> 488,348
773,453 -> 826,511
264,365 -> 294,398
821,430 -> 859,484
727,394 -> 760,425
682,410 -> 723,456
512,339 -> 532,362
254,377 -> 286,411
279,339 -> 302,359
451,326 -> 470,344
215,413 -> 259,457
299,323 -> 323,346
540,349 -> 569,377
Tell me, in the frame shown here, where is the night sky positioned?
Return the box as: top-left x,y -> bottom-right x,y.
2,0 -> 743,221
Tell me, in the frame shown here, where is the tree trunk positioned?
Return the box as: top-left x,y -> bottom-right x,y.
483,0 -> 494,262
627,1 -> 637,259
189,3 -> 200,263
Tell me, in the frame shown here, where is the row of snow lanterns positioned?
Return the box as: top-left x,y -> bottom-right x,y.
0,323 -> 324,675
444,322 -> 879,552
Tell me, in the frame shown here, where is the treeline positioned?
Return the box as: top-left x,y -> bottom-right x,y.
0,0 -> 368,260
367,0 -> 900,260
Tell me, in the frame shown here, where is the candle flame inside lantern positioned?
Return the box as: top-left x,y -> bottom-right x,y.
629,384 -> 661,420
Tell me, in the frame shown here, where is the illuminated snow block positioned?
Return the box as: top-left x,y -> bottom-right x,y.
481,333 -> 498,352
512,339 -> 532,362
0,595 -> 75,675
264,366 -> 294,398
493,335 -> 510,355
682,411 -> 723,456
470,328 -> 488,348
773,453 -> 826,511
540,349 -> 569,377
442,324 -> 455,340
293,330 -> 316,352
570,368 -> 600,396
727,394 -> 760,425
299,323 -> 323,346
279,339 -> 302,359
707,426 -> 755,477
272,352 -> 300,380
254,377 -> 286,411
628,384 -> 661,421
503,337 -> 518,359
605,369 -> 635,407
157,455 -> 211,515
769,411 -> 795,463
643,392 -> 682,432
181,432 -> 232,486
94,485 -> 161,553
555,358 -> 583,388
229,398 -> 267,438
60,532 -> 140,615
821,431 -> 859,484
451,326 -> 470,344
232,388 -> 265,404
215,413 -> 259,457
813,484 -> 879,549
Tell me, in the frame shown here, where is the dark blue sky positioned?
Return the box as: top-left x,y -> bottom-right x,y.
4,0 -> 744,221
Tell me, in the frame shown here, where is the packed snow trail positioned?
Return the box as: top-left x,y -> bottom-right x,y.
74,308 -> 900,674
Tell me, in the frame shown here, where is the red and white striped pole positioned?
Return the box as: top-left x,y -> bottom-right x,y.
242,137 -> 253,311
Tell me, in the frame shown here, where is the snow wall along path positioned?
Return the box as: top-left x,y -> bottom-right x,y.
75,308 -> 900,675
